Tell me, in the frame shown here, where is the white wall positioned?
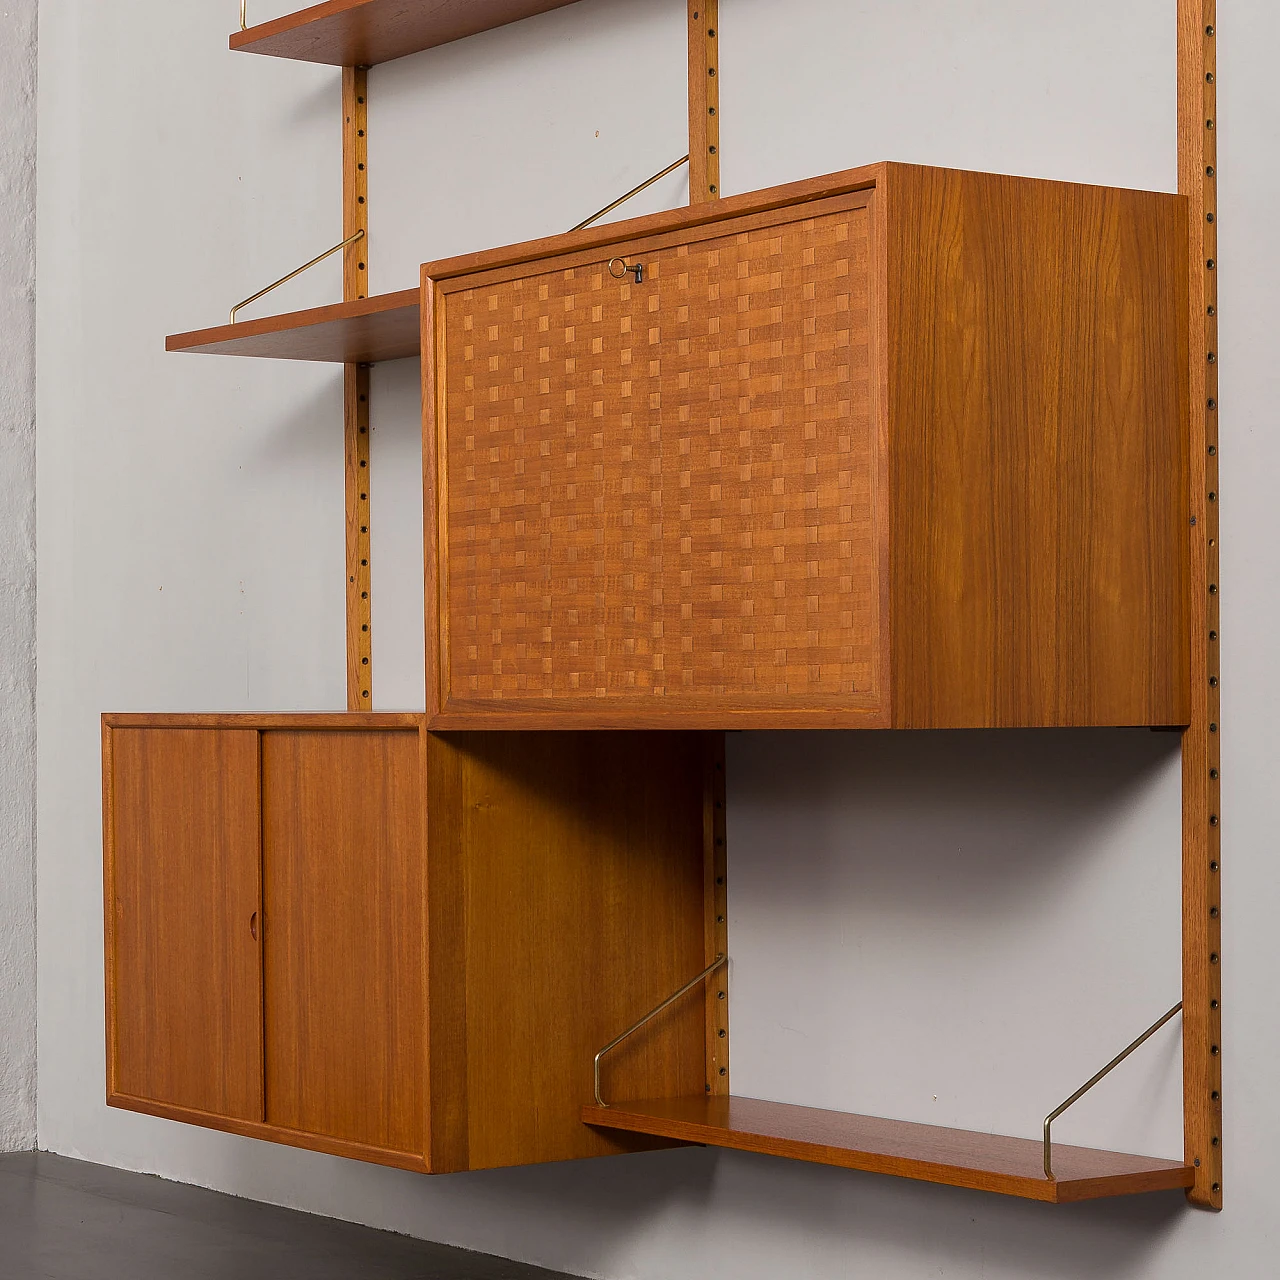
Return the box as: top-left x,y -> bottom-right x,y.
34,1 -> 1278,1277
0,0 -> 38,1154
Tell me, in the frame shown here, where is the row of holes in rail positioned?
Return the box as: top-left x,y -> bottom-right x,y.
1204,16 -> 1221,1198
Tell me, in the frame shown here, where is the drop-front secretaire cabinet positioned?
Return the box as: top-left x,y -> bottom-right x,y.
423,162 -> 1190,731
103,715 -> 719,1173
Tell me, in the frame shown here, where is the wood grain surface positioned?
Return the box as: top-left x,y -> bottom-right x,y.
703,735 -> 729,1095
424,162 -> 1187,730
345,364 -> 374,707
425,732 -> 710,1171
167,290 -> 419,363
343,68 -> 374,710
108,1093 -> 428,1175
885,164 -> 1190,728
342,66 -> 369,305
105,716 -> 713,1174
582,1096 -> 1195,1203
103,713 -> 422,730
423,167 -> 883,289
231,0 -> 586,67
262,730 -> 426,1158
428,193 -> 885,725
1178,0 -> 1223,1210
106,728 -> 263,1122
687,0 -> 720,204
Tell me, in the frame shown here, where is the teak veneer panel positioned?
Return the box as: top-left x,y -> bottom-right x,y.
886,166 -> 1191,729
582,1097 -> 1195,1203
426,732 -> 710,1172
103,716 -> 715,1174
231,0 -> 585,68
105,728 -> 263,1123
167,290 -> 419,363
262,730 -> 425,1157
423,163 -> 1189,730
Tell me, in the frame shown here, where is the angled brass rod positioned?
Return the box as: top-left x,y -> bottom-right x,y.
593,954 -> 727,1108
229,229 -> 366,324
240,1 -> 248,31
1042,1001 -> 1183,1180
571,155 -> 691,233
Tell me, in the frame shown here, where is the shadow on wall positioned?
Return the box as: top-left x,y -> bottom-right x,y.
365,1142 -> 1186,1280
721,728 -> 1184,1155
727,728 -> 1179,912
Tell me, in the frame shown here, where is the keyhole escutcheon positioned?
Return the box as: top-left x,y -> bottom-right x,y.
608,257 -> 645,285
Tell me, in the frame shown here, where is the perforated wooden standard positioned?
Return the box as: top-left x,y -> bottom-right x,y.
431,195 -> 884,723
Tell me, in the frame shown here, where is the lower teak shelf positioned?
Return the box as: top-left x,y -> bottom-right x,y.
581,1096 -> 1194,1203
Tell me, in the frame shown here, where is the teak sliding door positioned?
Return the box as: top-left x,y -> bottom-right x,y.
261,730 -> 426,1160
106,728 -> 263,1123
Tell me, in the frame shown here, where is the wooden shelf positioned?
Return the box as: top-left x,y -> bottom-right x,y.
166,290 -> 418,363
231,0 -> 585,67
581,1096 -> 1195,1203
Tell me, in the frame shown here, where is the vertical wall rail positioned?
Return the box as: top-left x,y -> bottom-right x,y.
704,735 -> 729,1095
345,365 -> 373,707
1178,0 -> 1222,1210
688,1 -> 720,203
690,0 -> 726,1095
343,67 -> 370,303
343,67 -> 373,709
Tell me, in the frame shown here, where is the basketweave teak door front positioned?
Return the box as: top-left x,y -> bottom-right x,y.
424,184 -> 887,728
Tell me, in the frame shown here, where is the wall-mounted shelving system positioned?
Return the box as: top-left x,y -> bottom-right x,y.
126,0 -> 1222,1211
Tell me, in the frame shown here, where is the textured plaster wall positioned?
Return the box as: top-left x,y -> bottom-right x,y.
0,0 -> 38,1154
34,1 -> 1280,1278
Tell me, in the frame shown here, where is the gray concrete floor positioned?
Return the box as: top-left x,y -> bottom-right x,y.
0,1152 -> 578,1280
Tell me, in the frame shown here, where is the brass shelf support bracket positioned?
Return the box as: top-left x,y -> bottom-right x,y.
1042,1001 -> 1183,1180
571,155 -> 690,234
240,2 -> 248,32
594,954 -> 727,1108
229,228 -> 366,324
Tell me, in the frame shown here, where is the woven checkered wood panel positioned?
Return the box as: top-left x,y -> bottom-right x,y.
439,206 -> 882,716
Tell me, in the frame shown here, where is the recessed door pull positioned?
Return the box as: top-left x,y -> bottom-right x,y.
609,257 -> 644,285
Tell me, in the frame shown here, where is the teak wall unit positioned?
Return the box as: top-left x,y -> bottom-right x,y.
119,0 -> 1224,1210
103,715 -> 716,1173
421,163 -> 1189,730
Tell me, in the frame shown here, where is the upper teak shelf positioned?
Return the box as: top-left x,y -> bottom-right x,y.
231,0 -> 585,67
166,290 -> 418,363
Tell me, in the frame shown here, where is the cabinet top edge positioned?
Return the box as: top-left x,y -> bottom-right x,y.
420,164 -> 886,286
419,162 -> 1185,287
102,713 -> 426,730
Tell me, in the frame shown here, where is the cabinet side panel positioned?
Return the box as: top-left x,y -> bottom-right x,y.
108,729 -> 263,1122
887,165 -> 1190,728
424,733 -> 470,1173
261,730 -> 425,1157
444,731 -> 708,1169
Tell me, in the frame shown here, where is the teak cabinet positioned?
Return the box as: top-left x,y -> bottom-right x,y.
103,715 -> 718,1173
423,163 -> 1190,730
